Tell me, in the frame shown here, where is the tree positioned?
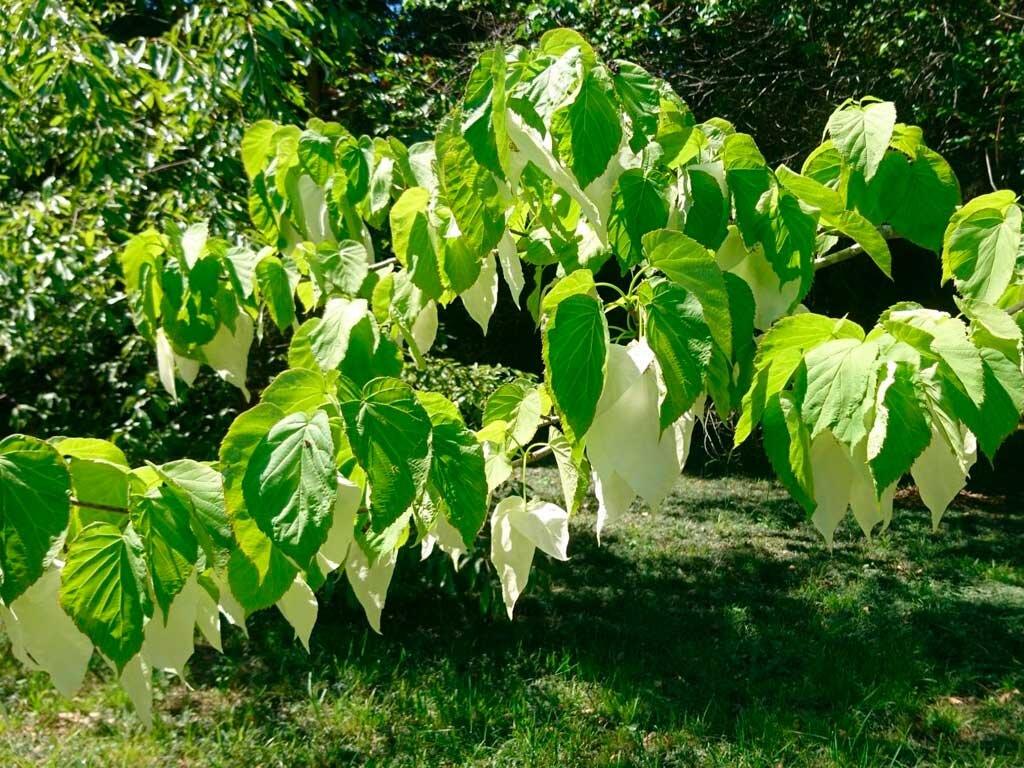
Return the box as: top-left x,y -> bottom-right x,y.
0,29 -> 1022,724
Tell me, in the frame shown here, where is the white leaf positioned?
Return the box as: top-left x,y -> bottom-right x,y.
316,475 -> 361,574
407,141 -> 438,194
586,342 -> 688,522
848,441 -> 895,539
506,109 -> 606,240
155,328 -> 178,399
490,496 -> 569,619
411,300 -> 439,357
592,469 -> 634,542
345,544 -> 398,634
142,573 -> 201,678
194,581 -> 222,652
0,568 -> 93,698
911,426 -> 977,530
496,232 -> 525,307
201,312 -> 254,399
296,174 -> 335,244
460,252 -> 499,334
181,222 -> 208,270
275,575 -> 318,652
420,513 -> 467,570
484,450 -> 514,493
716,227 -> 800,330
213,573 -> 248,636
809,430 -> 854,546
118,655 -> 153,728
175,353 -> 200,386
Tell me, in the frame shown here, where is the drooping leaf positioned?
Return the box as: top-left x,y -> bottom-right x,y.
243,410 -> 337,571
339,378 -> 432,534
644,283 -> 714,430
542,293 -> 609,439
61,522 -> 150,672
132,487 -> 198,618
418,392 -> 488,547
0,436 -> 71,603
642,229 -> 732,356
801,338 -> 880,450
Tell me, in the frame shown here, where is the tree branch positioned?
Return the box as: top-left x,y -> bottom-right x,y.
70,497 -> 130,515
813,225 -> 896,271
369,257 -> 397,272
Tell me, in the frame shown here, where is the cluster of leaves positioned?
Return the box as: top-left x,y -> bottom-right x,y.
1,30 -> 1023,723
0,0 -> 395,461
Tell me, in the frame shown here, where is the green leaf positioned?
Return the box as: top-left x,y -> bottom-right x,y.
644,283 -> 714,429
947,347 -> 1024,460
0,436 -> 71,603
642,229 -> 732,356
959,297 -> 1023,365
155,460 -> 232,570
243,410 -> 337,571
298,131 -> 334,186
132,487 -> 198,618
683,169 -> 728,250
801,141 -> 843,189
390,187 -> 445,300
862,146 -> 960,251
826,100 -> 897,180
418,392 -> 488,547
881,306 -> 985,409
241,120 -> 278,180
776,165 -> 892,278
483,380 -> 544,448
556,72 -> 622,188
723,133 -> 772,247
261,368 -> 334,415
61,522 -> 149,672
868,361 -> 931,493
220,404 -> 298,613
256,254 -> 296,330
308,240 -> 370,298
757,187 -> 818,286
339,378 -> 432,534
435,117 -> 504,289
762,392 -> 814,514
549,425 -> 589,514
542,293 -> 609,439
801,338 -> 880,450
942,192 -> 1021,304
309,298 -> 374,372
612,60 -> 660,151
737,313 -> 864,445
608,169 -> 669,270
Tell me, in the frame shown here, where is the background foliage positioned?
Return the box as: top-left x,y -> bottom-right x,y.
2,0 -> 1021,467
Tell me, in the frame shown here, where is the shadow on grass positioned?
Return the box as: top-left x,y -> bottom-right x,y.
178,478 -> 1024,764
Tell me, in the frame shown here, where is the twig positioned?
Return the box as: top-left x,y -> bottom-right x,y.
1006,299 -> 1024,315
369,257 -> 397,272
813,225 -> 896,271
69,497 -> 130,515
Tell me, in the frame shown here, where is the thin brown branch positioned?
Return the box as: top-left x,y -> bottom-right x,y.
69,497 -> 130,515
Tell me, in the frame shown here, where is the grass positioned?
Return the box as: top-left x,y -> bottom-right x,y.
1,469 -> 1023,767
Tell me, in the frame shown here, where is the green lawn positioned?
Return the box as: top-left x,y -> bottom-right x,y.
2,469 -> 1023,767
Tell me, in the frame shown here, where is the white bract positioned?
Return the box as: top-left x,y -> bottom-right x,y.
490,496 -> 570,618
